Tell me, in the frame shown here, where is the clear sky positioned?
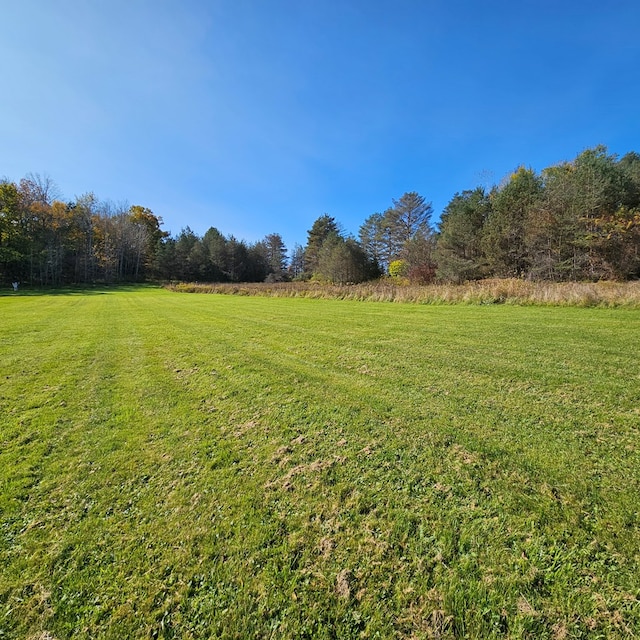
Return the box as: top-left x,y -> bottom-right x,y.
2,0 -> 639,251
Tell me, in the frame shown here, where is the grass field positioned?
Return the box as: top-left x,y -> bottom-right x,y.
1,286 -> 639,639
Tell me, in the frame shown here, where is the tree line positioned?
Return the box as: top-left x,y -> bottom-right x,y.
0,174 -> 289,286
0,175 -> 166,286
436,146 -> 640,282
2,145 -> 640,287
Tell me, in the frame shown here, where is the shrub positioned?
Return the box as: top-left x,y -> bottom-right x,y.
388,260 -> 409,279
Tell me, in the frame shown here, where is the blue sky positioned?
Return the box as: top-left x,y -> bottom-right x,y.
2,0 -> 639,252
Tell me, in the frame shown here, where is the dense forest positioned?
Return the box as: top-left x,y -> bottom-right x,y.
2,145 -> 640,287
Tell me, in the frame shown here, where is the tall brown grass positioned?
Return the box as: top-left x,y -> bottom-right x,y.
165,279 -> 640,307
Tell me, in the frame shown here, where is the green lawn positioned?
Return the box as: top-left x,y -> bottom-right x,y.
1,287 -> 638,639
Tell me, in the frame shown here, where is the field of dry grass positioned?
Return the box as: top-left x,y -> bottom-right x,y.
167,278 -> 640,307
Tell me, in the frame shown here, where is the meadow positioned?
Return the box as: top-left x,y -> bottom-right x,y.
167,278 -> 640,307
1,286 -> 638,639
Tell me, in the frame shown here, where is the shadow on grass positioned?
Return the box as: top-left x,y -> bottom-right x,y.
0,283 -> 160,297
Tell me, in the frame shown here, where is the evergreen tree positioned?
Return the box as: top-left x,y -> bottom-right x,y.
304,214 -> 339,276
288,243 -> 305,280
262,233 -> 288,280
359,212 -> 386,271
202,227 -> 229,281
482,167 -> 542,277
360,192 -> 433,276
435,188 -> 491,282
384,192 -> 433,258
316,233 -> 375,283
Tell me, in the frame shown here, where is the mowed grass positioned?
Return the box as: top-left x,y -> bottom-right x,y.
1,287 -> 639,639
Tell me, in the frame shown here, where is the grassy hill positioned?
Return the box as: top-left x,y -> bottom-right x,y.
1,287 -> 638,638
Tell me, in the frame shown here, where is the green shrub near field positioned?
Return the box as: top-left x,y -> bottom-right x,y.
1,287 -> 638,638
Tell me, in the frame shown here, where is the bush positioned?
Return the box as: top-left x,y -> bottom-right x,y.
388,260 -> 409,278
